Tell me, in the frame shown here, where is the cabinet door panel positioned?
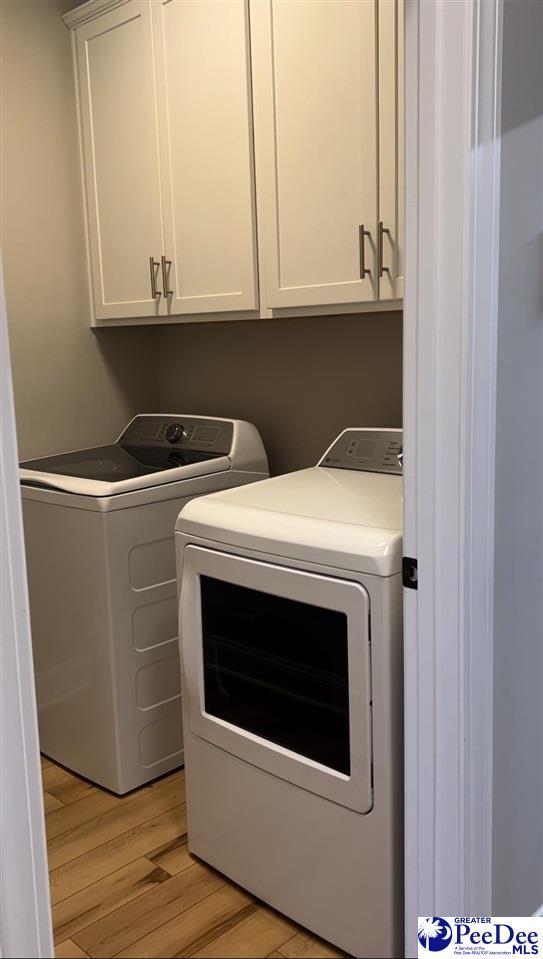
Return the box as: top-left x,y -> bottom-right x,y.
153,0 -> 258,315
252,0 -> 378,309
378,0 -> 404,300
76,1 -> 164,320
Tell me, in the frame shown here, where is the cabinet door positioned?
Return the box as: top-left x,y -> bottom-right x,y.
251,0 -> 378,310
378,0 -> 404,300
75,1 -> 165,321
152,0 -> 258,315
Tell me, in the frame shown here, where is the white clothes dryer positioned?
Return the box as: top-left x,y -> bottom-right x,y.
176,428 -> 403,958
20,415 -> 268,793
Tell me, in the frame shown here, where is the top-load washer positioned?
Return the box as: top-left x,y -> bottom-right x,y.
175,428 -> 403,958
20,414 -> 268,793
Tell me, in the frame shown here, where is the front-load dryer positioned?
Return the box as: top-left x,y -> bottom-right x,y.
175,428 -> 403,958
20,414 -> 268,793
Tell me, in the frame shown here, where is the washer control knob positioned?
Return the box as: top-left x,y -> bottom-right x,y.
165,422 -> 185,444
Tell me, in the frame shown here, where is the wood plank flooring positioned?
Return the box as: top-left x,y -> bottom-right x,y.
41,757 -> 346,959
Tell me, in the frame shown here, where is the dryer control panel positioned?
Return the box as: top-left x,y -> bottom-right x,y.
320,429 -> 403,475
119,415 -> 234,455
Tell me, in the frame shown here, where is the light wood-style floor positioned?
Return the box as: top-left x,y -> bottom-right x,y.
41,756 -> 346,959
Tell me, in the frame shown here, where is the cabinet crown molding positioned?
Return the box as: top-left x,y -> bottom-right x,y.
62,0 -> 131,31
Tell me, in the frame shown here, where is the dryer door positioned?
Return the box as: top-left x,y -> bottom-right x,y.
181,545 -> 372,813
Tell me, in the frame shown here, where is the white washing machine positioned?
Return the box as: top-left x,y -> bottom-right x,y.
176,428 -> 403,958
20,414 -> 268,793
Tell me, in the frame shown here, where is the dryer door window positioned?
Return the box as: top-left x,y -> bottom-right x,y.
201,576 -> 350,775
181,546 -> 372,814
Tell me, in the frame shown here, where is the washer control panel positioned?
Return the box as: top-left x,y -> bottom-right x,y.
120,415 -> 234,454
320,429 -> 403,474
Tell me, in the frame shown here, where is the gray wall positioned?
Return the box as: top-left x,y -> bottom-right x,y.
0,0 -> 158,460
492,0 -> 543,914
157,312 -> 402,475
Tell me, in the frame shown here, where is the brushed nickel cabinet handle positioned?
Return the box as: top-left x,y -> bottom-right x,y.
378,221 -> 392,277
149,256 -> 161,298
161,255 -> 173,297
358,224 -> 372,278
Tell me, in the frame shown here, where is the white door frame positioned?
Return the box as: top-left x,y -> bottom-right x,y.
0,257 -> 53,958
403,0 -> 502,951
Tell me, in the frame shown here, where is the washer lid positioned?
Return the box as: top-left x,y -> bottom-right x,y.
177,466 -> 403,577
18,413 -> 255,497
20,447 -> 230,496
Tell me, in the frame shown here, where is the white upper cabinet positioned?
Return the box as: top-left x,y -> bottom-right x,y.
378,0 -> 404,300
64,0 -> 403,324
251,0 -> 378,309
74,1 -> 164,321
66,0 -> 258,323
152,0 -> 258,315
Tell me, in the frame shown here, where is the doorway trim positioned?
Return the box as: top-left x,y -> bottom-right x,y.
403,0 -> 502,950
0,259 -> 53,957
